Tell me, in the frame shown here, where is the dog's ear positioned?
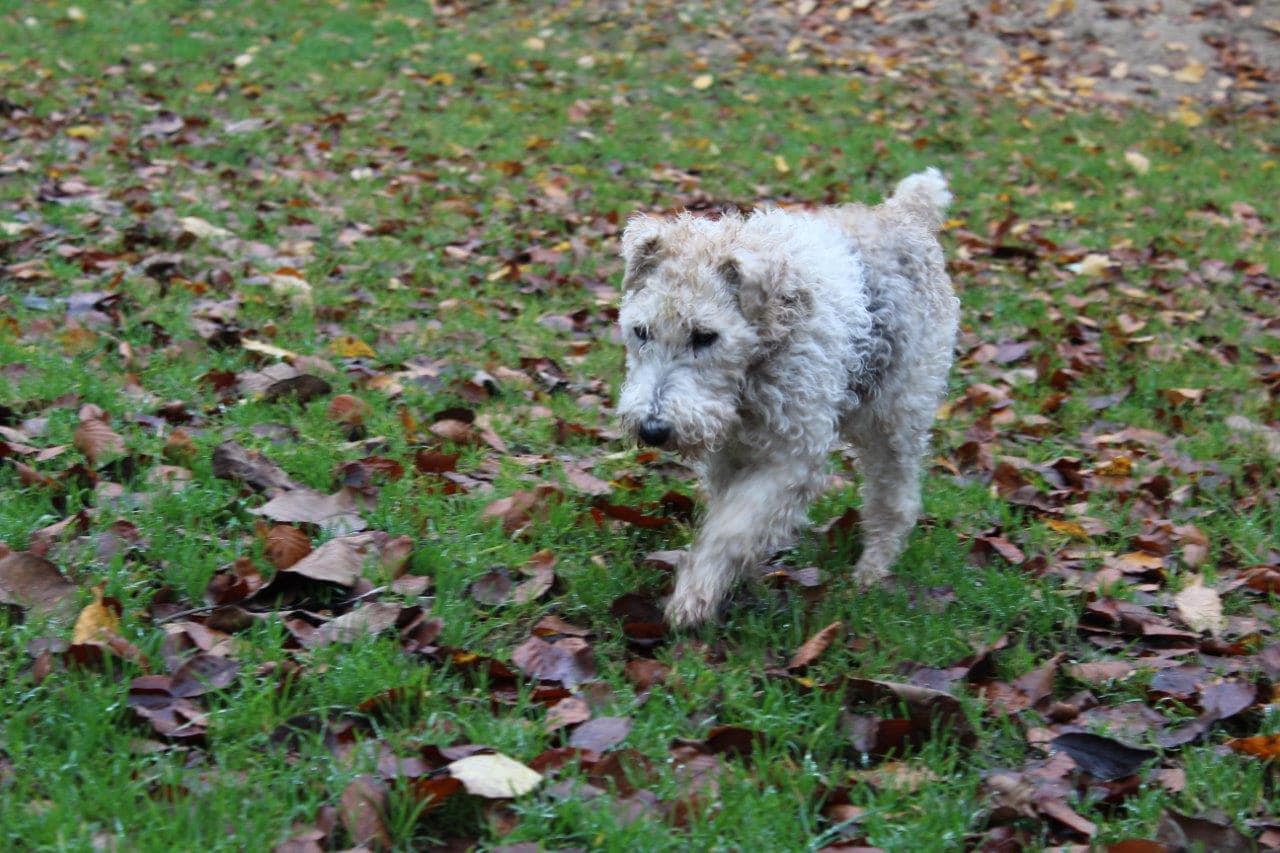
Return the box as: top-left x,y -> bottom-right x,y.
620,215 -> 663,291
723,250 -> 811,344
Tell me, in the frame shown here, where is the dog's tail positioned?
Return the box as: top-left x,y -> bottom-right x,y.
886,167 -> 951,233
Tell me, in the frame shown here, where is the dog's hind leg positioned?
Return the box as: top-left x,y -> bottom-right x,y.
666,453 -> 827,628
846,415 -> 930,586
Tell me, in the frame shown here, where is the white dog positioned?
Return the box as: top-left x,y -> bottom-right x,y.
616,168 -> 959,628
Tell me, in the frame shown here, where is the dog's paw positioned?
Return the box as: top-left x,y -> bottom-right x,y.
663,593 -> 716,629
851,560 -> 891,589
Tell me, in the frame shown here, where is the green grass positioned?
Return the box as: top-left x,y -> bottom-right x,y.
1,1 -> 1278,850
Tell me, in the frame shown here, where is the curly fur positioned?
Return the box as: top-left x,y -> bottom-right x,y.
617,168 -> 960,628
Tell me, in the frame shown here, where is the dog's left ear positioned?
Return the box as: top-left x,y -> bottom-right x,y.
722,250 -> 811,344
620,216 -> 663,291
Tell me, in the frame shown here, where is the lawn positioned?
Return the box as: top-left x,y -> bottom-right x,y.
1,1 -> 1278,850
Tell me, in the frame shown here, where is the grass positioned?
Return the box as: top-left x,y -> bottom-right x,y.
1,0 -> 1278,850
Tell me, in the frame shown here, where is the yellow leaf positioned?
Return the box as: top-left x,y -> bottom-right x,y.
523,36 -> 545,51
1172,61 -> 1207,84
179,216 -> 231,239
1045,0 -> 1075,20
1093,455 -> 1132,478
65,125 -> 101,140
1173,106 -> 1203,127
1123,150 -> 1150,174
331,335 -> 376,359
1067,253 -> 1111,276
1045,518 -> 1089,539
692,74 -> 713,90
426,71 -> 454,86
72,585 -> 120,644
241,338 -> 298,360
774,155 -> 791,174
266,270 -> 312,303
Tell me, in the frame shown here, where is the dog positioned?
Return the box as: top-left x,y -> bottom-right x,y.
616,168 -> 959,628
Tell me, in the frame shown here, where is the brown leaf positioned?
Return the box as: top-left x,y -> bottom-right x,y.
73,418 -> 125,466
414,450 -> 459,474
326,394 -> 371,428
567,716 -> 632,752
263,374 -> 331,404
263,525 -> 311,570
532,614 -> 591,637
312,602 -> 403,646
169,653 -> 240,697
512,550 -> 556,604
249,487 -> 370,534
0,551 -> 76,616
1226,734 -> 1280,760
788,620 -> 843,671
563,463 -> 612,496
469,569 -> 514,606
623,658 -> 670,691
844,677 -> 974,746
1036,795 -> 1097,838
545,697 -> 591,732
211,441 -> 302,495
267,531 -> 398,589
1156,679 -> 1256,747
1155,810 -> 1253,853
339,775 -> 390,849
510,636 -> 596,686
482,485 -> 561,534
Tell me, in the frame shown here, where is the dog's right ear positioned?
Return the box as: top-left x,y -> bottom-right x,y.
621,215 -> 663,291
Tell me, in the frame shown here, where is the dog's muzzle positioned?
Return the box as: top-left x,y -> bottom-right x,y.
637,418 -> 672,448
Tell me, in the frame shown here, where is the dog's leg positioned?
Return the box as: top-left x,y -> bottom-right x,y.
849,421 -> 928,586
666,456 -> 825,628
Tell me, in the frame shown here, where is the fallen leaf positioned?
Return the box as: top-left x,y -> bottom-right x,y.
1050,732 -> 1155,780
568,716 -> 632,752
0,551 -> 76,616
339,776 -> 390,848
74,418 -> 125,466
1124,150 -> 1151,174
447,753 -> 541,798
313,602 -> 403,646
72,585 -> 121,644
267,531 -> 401,589
511,636 -> 596,686
263,525 -> 311,570
1226,734 -> 1280,760
788,620 -> 843,670
1173,577 -> 1224,636
249,487 -> 369,534
212,441 -> 302,495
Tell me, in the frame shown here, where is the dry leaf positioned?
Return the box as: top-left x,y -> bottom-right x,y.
1124,151 -> 1150,174
72,585 -> 121,644
1173,578 -> 1224,637
447,753 -> 542,798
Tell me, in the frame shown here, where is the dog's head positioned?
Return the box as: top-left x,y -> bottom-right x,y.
615,211 -> 810,456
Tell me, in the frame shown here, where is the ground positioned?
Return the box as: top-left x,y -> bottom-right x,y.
1,1 -> 1278,850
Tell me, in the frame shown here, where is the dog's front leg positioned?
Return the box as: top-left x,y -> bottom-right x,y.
665,456 -> 824,628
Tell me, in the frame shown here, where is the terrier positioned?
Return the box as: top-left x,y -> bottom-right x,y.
616,168 -> 959,628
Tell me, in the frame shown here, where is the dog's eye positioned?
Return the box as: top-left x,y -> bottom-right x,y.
690,329 -> 719,350
632,325 -> 650,342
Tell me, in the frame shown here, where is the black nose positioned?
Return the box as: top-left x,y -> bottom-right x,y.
637,419 -> 672,447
